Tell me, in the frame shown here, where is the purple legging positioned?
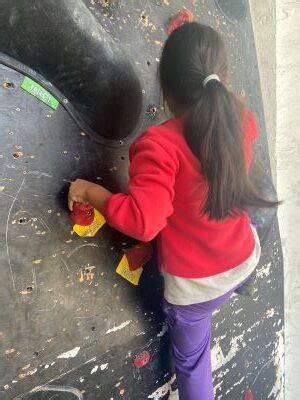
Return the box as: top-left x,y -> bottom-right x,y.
162,280 -> 247,400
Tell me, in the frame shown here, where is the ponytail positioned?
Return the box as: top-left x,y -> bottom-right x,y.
160,22 -> 280,221
185,80 -> 280,220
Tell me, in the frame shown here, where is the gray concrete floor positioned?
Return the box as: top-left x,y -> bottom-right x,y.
250,1 -> 300,399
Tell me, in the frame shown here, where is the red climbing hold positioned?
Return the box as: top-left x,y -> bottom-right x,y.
71,202 -> 94,226
244,389 -> 254,400
167,9 -> 195,36
134,351 -> 151,368
125,242 -> 153,271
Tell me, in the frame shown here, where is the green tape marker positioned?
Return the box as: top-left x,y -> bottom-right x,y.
21,76 -> 59,110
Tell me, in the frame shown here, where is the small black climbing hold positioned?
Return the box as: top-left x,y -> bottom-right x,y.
19,217 -> 28,224
147,61 -> 151,66
91,326 -> 96,331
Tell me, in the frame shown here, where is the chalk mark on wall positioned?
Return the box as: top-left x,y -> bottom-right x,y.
5,177 -> 25,291
67,243 -> 99,258
30,384 -> 83,400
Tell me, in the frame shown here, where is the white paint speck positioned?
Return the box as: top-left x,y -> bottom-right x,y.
157,323 -> 168,337
256,262 -> 271,279
91,365 -> 98,374
266,308 -> 275,318
57,346 -> 80,359
267,328 -> 284,399
100,363 -> 108,371
211,333 -> 245,371
27,368 -> 37,376
234,308 -> 243,315
84,357 -> 96,364
148,375 -> 176,399
106,320 -> 131,334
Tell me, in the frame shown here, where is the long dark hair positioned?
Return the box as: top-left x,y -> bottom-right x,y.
159,22 -> 279,220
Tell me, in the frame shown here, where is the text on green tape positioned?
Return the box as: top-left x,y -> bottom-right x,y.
21,76 -> 59,110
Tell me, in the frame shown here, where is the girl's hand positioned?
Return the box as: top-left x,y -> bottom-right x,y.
68,179 -> 113,212
68,179 -> 95,211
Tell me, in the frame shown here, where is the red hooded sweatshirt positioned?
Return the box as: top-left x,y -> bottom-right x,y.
102,110 -> 259,278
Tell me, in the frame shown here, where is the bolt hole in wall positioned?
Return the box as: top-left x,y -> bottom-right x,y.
147,105 -> 158,119
102,0 -> 118,8
19,217 -> 29,224
3,81 -> 15,89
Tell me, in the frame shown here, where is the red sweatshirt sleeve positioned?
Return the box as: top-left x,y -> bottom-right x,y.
102,135 -> 179,241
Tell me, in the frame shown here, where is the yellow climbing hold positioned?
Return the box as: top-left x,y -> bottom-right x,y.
116,254 -> 143,286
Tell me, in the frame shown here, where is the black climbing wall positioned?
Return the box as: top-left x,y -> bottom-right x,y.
0,1 -> 284,399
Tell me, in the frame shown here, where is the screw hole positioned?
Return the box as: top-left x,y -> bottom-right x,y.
13,152 -> 20,159
147,105 -> 158,119
103,0 -> 116,5
34,351 -> 39,357
3,81 -> 15,89
147,61 -> 151,66
27,286 -> 33,292
120,156 -> 126,160
91,326 -> 96,331
19,217 -> 28,224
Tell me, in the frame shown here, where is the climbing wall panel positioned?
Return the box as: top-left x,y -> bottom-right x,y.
0,1 -> 283,399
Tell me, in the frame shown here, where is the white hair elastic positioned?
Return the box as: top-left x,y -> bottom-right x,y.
203,74 -> 220,87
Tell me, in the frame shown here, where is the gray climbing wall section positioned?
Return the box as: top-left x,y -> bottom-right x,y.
0,1 -> 283,399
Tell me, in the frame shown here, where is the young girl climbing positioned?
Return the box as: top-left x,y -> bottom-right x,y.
68,22 -> 278,400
